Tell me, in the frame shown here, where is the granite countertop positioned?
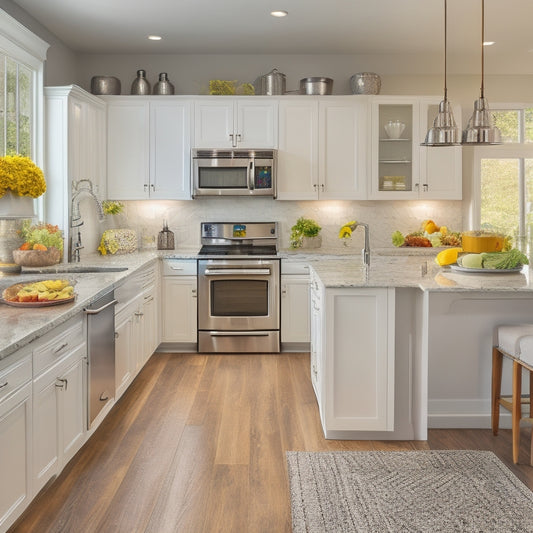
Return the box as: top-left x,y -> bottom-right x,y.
1,247 -> 531,361
0,251 -> 159,360
308,254 -> 533,292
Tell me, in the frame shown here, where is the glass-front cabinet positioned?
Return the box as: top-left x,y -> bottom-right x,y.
370,96 -> 462,200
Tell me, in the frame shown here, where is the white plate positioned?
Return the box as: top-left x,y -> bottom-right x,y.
450,264 -> 523,274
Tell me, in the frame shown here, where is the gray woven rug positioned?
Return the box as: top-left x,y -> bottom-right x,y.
287,450 -> 533,533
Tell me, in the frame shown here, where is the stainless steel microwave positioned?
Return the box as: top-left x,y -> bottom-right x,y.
192,149 -> 277,198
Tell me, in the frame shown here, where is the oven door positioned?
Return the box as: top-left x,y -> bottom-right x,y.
198,259 -> 280,331
193,157 -> 252,196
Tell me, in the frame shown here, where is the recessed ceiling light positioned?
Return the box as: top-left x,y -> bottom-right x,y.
270,10 -> 288,17
483,41 -> 495,46
148,35 -> 162,41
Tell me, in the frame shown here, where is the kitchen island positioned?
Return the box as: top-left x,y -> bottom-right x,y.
306,254 -> 533,440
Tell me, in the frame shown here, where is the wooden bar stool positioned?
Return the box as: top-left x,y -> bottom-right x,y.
492,324 -> 533,465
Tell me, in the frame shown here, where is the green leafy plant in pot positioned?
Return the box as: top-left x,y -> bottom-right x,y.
290,217 -> 322,249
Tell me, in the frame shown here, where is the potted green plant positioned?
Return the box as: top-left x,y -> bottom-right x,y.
290,217 -> 322,249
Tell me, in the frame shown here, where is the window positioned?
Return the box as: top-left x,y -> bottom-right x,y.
1,56 -> 33,156
477,106 -> 533,250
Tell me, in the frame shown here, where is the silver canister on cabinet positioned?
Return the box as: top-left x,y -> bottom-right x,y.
254,68 -> 286,95
153,73 -> 175,95
131,69 -> 151,95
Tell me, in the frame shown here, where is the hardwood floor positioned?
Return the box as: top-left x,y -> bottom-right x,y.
10,352 -> 533,533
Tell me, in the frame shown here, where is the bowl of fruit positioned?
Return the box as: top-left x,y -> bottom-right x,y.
12,222 -> 63,267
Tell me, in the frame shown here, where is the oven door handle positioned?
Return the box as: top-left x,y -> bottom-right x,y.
204,268 -> 271,276
208,331 -> 271,337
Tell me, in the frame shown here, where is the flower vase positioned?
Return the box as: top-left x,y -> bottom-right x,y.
0,190 -> 35,218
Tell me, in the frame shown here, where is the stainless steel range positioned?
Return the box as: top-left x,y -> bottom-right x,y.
197,222 -> 280,353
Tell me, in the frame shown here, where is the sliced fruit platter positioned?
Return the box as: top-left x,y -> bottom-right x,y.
435,248 -> 528,273
1,279 -> 76,307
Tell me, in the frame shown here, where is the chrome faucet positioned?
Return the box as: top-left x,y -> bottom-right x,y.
70,179 -> 105,262
354,222 -> 370,267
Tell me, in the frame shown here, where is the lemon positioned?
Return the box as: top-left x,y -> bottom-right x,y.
435,247 -> 462,266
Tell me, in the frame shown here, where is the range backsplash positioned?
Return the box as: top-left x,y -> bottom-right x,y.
81,198 -> 463,255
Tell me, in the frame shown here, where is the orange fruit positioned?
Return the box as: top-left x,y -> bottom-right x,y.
19,242 -> 31,250
33,243 -> 47,251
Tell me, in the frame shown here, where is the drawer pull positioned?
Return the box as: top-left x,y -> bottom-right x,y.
53,342 -> 69,354
0,381 -> 8,389
55,378 -> 68,391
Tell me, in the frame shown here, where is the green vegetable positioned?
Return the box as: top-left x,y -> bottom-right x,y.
481,248 -> 529,269
391,230 -> 405,247
290,217 -> 321,249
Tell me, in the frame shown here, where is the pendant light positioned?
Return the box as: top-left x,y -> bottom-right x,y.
422,0 -> 461,146
462,0 -> 501,144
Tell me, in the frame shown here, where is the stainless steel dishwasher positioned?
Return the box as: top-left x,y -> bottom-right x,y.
84,290 -> 117,428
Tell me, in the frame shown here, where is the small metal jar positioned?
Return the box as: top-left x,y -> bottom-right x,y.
153,73 -> 175,95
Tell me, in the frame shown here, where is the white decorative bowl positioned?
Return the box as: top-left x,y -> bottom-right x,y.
384,120 -> 406,139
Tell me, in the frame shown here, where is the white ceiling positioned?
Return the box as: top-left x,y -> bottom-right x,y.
10,0 -> 533,74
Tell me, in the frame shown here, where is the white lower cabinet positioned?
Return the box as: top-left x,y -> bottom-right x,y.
160,260 -> 197,347
32,320 -> 86,496
114,261 -> 160,400
281,262 -> 311,348
0,350 -> 32,533
311,278 -> 395,437
161,277 -> 197,343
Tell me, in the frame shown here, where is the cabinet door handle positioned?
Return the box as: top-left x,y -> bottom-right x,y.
135,311 -> 144,317
144,295 -> 154,303
423,183 -> 428,191
150,184 -> 155,191
229,133 -> 235,146
144,184 -> 148,192
53,342 -> 68,355
313,183 -> 317,190
0,381 -> 8,389
415,183 -> 419,190
114,331 -> 119,339
320,184 -> 325,192
236,133 -> 242,144
55,378 -> 68,391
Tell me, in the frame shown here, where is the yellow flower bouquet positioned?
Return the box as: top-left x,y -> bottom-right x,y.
0,155 -> 46,198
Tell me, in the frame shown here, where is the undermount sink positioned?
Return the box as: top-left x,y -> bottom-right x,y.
22,266 -> 129,274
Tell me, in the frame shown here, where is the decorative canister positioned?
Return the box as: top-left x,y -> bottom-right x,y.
350,72 -> 381,95
131,69 -> 151,95
153,73 -> 175,95
157,221 -> 175,250
90,76 -> 121,95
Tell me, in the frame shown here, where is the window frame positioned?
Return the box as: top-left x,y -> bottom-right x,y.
0,9 -> 49,215
471,104 -> 533,244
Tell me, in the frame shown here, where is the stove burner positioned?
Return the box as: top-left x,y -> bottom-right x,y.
198,245 -> 277,256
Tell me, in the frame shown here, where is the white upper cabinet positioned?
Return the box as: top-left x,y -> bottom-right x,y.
277,98 -> 319,200
318,97 -> 368,200
277,96 -> 368,200
106,97 -> 192,200
369,96 -> 462,200
194,97 -> 278,148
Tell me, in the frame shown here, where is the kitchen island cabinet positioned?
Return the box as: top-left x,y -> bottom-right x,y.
310,267 -> 395,438
309,255 -> 533,440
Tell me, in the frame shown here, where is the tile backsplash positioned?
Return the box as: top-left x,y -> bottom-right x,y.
82,198 -> 463,254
